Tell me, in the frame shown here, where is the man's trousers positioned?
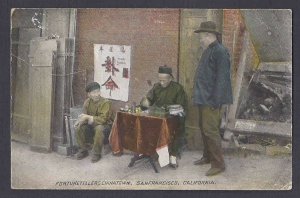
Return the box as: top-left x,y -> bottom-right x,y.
76,124 -> 105,155
169,116 -> 186,157
198,105 -> 225,169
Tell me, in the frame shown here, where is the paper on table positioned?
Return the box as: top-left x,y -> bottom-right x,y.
156,145 -> 170,167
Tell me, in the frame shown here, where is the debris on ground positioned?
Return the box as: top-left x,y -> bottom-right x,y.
227,133 -> 292,157
237,68 -> 291,123
265,145 -> 292,156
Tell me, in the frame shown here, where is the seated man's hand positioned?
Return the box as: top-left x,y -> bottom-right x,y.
87,115 -> 94,125
74,114 -> 88,128
75,114 -> 94,126
74,120 -> 81,129
81,114 -> 94,124
140,97 -> 150,108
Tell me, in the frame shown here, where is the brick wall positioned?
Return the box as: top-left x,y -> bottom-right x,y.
223,10 -> 245,79
74,9 -> 180,111
223,10 -> 259,82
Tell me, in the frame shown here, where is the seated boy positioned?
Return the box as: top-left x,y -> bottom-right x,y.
74,82 -> 112,163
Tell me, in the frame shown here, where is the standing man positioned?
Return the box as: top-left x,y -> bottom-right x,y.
144,65 -> 187,169
75,82 -> 112,163
193,21 -> 233,176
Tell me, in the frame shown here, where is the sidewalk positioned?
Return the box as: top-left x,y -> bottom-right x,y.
11,141 -> 292,190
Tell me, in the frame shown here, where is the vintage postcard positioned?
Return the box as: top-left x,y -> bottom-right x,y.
10,8 -> 292,190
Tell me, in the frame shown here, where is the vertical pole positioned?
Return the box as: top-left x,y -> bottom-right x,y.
69,9 -> 77,107
227,31 -> 250,124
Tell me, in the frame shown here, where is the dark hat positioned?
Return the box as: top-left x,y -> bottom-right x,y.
158,65 -> 173,76
194,21 -> 220,35
85,82 -> 100,92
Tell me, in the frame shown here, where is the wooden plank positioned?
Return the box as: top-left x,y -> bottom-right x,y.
29,65 -> 56,152
28,38 -> 58,66
11,28 -> 40,143
227,31 -> 250,121
29,39 -> 57,152
258,62 -> 292,73
227,119 -> 292,138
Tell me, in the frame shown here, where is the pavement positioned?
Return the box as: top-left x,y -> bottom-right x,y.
11,141 -> 292,190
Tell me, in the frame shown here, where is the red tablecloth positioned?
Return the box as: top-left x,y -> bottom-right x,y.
109,112 -> 180,156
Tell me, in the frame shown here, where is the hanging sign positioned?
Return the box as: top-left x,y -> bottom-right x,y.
94,44 -> 131,101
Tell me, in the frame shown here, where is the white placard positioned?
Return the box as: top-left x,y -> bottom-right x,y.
156,145 -> 170,167
94,44 -> 131,102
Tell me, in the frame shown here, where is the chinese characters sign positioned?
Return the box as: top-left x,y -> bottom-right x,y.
94,44 -> 131,101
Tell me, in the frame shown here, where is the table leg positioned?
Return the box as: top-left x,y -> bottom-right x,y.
148,157 -> 159,173
128,154 -> 146,167
128,154 -> 159,173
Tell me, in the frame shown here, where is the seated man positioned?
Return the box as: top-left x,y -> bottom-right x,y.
75,82 -> 112,163
143,65 -> 187,169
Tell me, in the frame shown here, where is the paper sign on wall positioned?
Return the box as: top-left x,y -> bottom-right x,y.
94,44 -> 131,102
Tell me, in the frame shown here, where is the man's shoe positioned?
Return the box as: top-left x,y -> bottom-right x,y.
193,157 -> 210,165
205,167 -> 225,176
91,154 -> 101,163
169,163 -> 178,169
169,155 -> 178,169
76,150 -> 88,160
103,144 -> 112,155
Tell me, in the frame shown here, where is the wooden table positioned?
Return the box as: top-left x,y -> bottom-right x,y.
109,111 -> 180,172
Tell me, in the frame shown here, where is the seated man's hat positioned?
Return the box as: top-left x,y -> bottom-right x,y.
86,82 -> 101,92
158,65 -> 173,77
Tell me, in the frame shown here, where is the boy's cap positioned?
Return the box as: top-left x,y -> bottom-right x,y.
85,82 -> 100,92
